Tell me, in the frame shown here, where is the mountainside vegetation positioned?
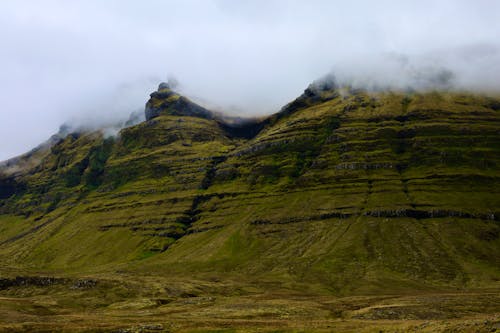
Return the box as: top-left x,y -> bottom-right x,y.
0,79 -> 499,332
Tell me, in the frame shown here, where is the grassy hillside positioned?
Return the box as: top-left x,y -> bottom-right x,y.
0,82 -> 499,331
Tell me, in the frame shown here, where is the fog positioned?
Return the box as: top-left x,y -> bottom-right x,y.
1,0 -> 499,161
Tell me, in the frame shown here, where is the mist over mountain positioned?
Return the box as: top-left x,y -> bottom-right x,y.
0,72 -> 499,331
1,0 -> 500,161
0,3 -> 500,330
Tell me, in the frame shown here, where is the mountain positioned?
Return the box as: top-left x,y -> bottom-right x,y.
0,78 -> 499,332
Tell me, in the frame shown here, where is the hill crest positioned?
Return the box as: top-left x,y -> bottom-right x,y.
0,78 -> 499,296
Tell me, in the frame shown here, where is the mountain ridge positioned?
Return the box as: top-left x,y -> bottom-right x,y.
1,78 -> 499,331
0,78 -> 499,294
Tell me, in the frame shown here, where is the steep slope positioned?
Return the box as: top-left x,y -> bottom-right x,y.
0,80 -> 499,295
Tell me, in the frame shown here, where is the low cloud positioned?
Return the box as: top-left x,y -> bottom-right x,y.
331,44 -> 500,91
1,0 -> 499,160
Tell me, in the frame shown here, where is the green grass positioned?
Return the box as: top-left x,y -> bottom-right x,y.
0,88 -> 499,331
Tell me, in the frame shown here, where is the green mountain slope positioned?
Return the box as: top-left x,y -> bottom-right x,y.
0,80 -> 499,297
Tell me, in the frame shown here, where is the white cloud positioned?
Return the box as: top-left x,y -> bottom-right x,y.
0,0 -> 499,160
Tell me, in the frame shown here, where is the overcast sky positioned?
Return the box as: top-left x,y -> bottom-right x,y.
1,0 -> 499,161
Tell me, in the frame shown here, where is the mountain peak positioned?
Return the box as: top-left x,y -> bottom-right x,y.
157,81 -> 171,91
145,82 -> 214,121
305,73 -> 338,95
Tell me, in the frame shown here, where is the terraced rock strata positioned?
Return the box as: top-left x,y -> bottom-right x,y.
0,80 -> 499,331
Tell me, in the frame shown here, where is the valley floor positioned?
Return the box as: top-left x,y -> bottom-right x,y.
0,272 -> 499,333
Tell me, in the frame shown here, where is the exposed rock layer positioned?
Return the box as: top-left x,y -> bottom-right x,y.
0,82 -> 499,293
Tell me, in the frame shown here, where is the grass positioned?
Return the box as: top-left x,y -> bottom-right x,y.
0,88 -> 499,331
0,282 -> 499,332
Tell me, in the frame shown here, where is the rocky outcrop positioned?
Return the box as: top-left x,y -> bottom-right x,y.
143,83 -> 268,139
0,276 -> 67,289
0,175 -> 25,199
145,83 -> 214,121
0,276 -> 98,290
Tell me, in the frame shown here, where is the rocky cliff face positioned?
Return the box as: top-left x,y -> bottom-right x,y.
145,83 -> 214,121
0,79 -> 499,293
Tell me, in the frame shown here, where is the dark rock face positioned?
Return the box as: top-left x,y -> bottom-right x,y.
145,84 -> 214,122
70,279 -> 98,289
0,276 -> 99,290
143,83 -> 270,138
158,82 -> 170,90
168,97 -> 214,120
144,104 -> 160,121
0,176 -> 25,199
150,89 -> 175,100
218,120 -> 267,139
0,276 -> 67,289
